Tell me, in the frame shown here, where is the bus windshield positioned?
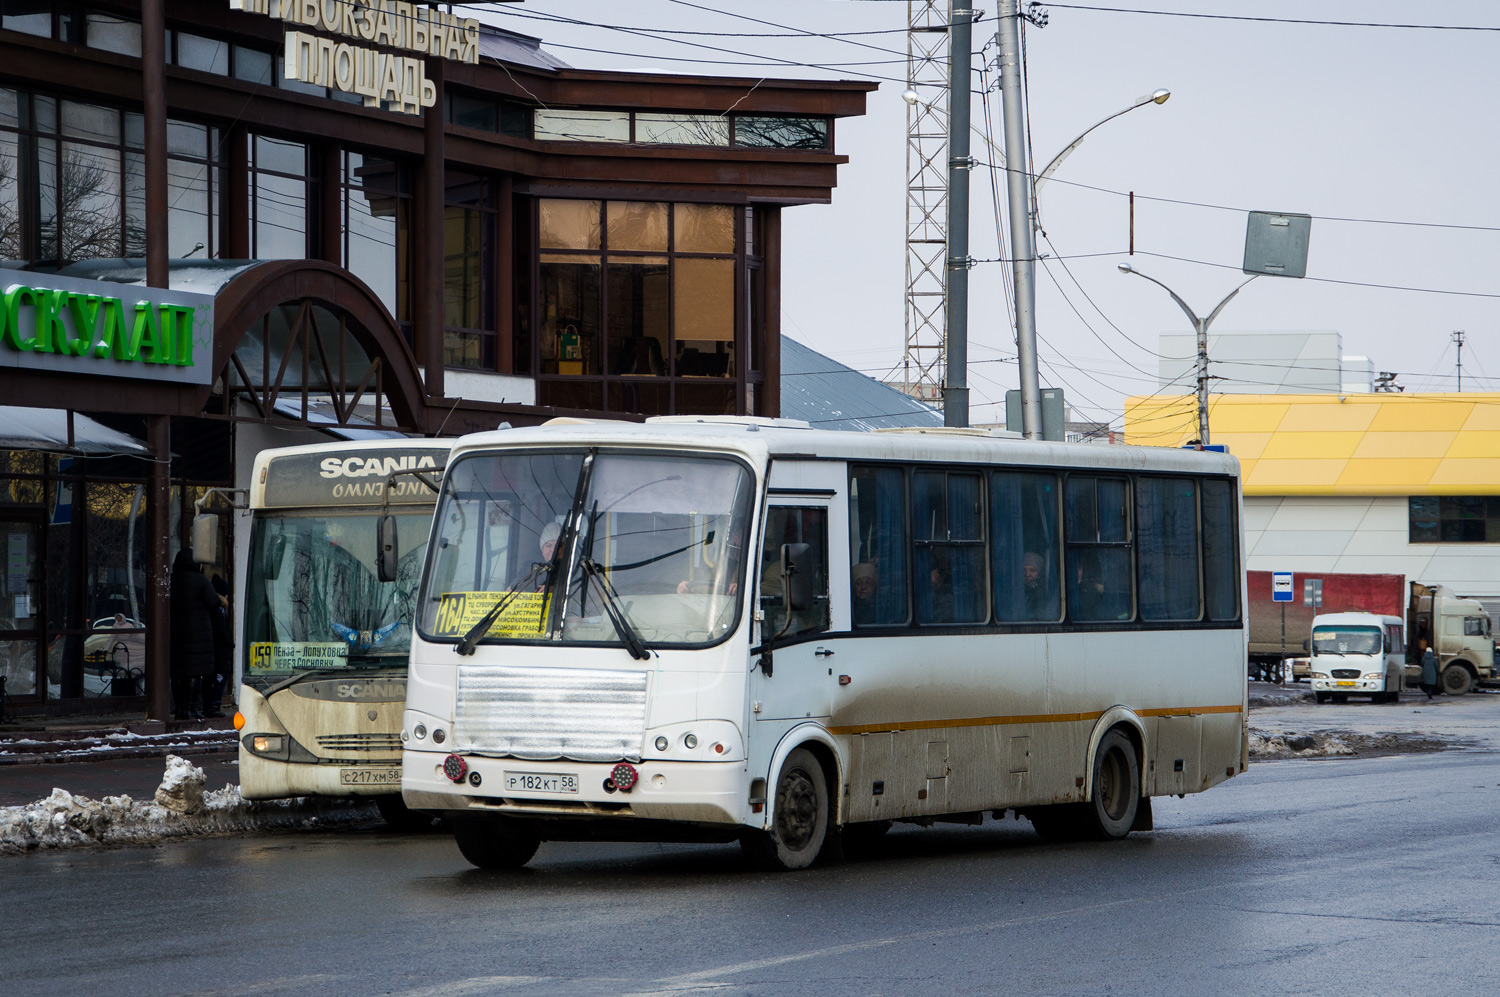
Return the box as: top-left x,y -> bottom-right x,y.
245,510 -> 433,673
1311,625 -> 1382,656
419,449 -> 755,649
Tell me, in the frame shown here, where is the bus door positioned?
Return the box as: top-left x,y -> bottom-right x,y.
750,500 -> 832,722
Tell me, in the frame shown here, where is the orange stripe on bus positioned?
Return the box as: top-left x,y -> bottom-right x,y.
826,704 -> 1242,737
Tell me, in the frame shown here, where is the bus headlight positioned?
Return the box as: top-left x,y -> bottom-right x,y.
683,733 -> 698,749
251,734 -> 284,754
1311,672 -> 1329,680
1363,673 -> 1382,681
413,724 -> 427,740
655,736 -> 669,752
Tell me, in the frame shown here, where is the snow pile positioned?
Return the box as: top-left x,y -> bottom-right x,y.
1248,730 -> 1355,759
154,755 -> 207,814
0,754 -> 376,856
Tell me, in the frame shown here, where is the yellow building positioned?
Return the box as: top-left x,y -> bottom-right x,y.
1124,393 -> 1500,615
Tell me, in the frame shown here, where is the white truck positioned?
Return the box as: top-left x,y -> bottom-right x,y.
1407,583 -> 1494,695
1308,612 -> 1405,704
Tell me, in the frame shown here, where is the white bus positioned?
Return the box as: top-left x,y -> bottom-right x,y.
236,439 -> 448,827
400,418 -> 1247,869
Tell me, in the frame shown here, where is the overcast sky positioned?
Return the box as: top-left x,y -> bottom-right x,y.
473,1 -> 1500,429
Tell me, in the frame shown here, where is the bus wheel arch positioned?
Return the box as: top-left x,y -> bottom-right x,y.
1083,708 -> 1146,803
743,728 -> 843,871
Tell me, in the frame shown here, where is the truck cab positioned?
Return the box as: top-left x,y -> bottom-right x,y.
1309,612 -> 1404,704
1408,583 -> 1493,695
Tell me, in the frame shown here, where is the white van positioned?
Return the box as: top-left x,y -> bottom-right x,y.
1309,612 -> 1405,704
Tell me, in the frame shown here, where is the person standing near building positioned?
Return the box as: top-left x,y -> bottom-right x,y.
206,574 -> 234,719
169,548 -> 218,721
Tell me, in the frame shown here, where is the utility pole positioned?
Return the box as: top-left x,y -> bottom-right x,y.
1453,329 -> 1465,392
901,2 -> 951,410
943,0 -> 972,427
996,1 -> 1042,439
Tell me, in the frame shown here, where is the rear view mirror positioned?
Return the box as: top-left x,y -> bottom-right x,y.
781,542 -> 813,612
1302,638 -> 1310,653
377,514 -> 399,583
191,513 -> 218,565
264,534 -> 287,581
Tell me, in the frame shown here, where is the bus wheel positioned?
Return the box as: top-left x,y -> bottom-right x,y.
1314,692 -> 1330,704
742,748 -> 829,871
1080,729 -> 1140,840
452,816 -> 540,869
375,794 -> 439,832
1441,664 -> 1474,696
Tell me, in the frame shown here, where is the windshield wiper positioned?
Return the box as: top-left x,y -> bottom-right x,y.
454,560 -> 550,656
577,556 -> 651,661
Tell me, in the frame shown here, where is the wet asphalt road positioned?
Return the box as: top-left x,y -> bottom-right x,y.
9,746 -> 1500,996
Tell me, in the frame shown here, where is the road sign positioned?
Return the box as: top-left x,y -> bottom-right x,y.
1304,578 -> 1323,609
1271,571 -> 1294,603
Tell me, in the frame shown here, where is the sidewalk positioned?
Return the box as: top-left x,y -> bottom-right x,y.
0,711 -> 238,806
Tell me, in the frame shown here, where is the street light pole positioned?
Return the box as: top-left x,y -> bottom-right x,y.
996,0 -> 1040,438
1117,263 -> 1258,447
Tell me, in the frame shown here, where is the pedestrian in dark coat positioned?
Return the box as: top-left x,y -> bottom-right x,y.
170,548 -> 218,720
205,573 -> 234,718
1420,646 -> 1439,699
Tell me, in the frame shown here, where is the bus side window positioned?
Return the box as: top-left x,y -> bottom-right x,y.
760,506 -> 829,637
848,466 -> 909,626
1065,476 -> 1134,623
991,471 -> 1061,624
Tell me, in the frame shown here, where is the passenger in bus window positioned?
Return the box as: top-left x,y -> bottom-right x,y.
927,552 -> 954,624
1023,553 -> 1047,617
851,562 -> 879,625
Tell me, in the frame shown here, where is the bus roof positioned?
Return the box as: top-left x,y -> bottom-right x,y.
250,438 -> 454,510
444,417 -> 1241,478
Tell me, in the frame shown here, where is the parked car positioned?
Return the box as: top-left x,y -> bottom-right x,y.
83,617 -> 146,697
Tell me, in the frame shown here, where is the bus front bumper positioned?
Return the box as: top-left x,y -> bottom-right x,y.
402,749 -> 747,826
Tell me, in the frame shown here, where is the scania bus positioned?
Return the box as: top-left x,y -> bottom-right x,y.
236,439 -> 449,827
399,418 -> 1247,869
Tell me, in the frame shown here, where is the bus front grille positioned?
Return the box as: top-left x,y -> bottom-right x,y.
1331,669 -> 1361,679
316,733 -> 403,752
454,665 -> 647,763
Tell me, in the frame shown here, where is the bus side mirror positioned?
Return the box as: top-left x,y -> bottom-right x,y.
781,542 -> 813,612
191,514 -> 218,565
264,535 -> 287,581
377,514 -> 399,583
1302,638 -> 1310,652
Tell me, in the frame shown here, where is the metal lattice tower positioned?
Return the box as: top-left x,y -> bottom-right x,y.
900,0 -> 951,406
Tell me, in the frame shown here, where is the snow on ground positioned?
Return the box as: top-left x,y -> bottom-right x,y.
0,754 -> 376,856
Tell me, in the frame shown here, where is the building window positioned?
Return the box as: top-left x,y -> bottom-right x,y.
535,199 -> 742,415
533,109 -> 832,152
1409,496 -> 1500,543
0,88 -> 151,265
340,150 -> 408,323
249,133 -> 308,260
443,171 -> 494,369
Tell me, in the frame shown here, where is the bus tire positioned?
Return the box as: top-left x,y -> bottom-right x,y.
741,748 -> 829,871
375,794 -> 439,832
1079,729 -> 1140,841
1314,692 -> 1330,704
1441,664 -> 1474,696
452,815 -> 540,870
